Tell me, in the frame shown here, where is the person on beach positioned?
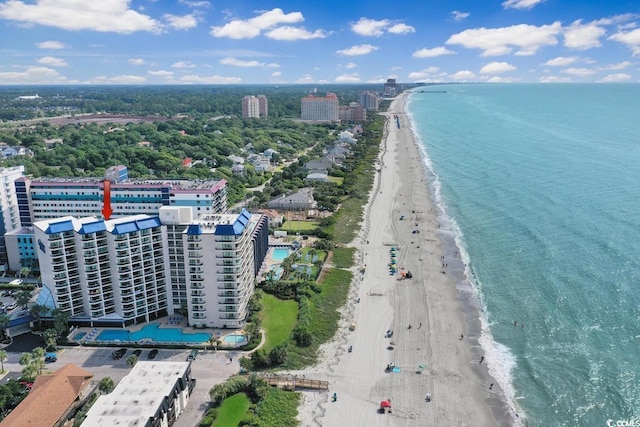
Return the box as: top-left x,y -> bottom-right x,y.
480,356 -> 484,364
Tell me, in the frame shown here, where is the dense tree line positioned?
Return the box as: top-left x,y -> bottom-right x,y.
0,84 -> 384,119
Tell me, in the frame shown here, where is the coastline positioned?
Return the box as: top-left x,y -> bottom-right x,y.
295,91 -> 517,426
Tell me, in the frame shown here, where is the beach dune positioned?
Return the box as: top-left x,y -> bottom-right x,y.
295,92 -> 514,426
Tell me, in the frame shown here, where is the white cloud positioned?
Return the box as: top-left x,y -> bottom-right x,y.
336,44 -> 378,56
210,8 -> 306,39
542,56 -> 579,66
148,70 -> 173,77
480,61 -> 516,74
36,40 -> 66,49
502,0 -> 545,10
37,56 -> 68,67
0,0 -> 163,34
447,22 -> 561,56
486,76 -> 518,83
295,74 -> 314,83
220,57 -> 262,67
408,66 -> 441,80
0,66 -> 67,84
335,73 -> 361,83
539,75 -> 573,82
265,63 -> 280,68
351,17 -> 389,36
265,26 -> 326,40
609,28 -> 640,55
344,62 -> 357,69
271,71 -> 282,77
450,70 -> 476,81
171,61 -> 196,68
129,58 -> 146,65
452,11 -> 470,21
179,74 -> 242,84
92,75 -> 147,84
179,0 -> 210,7
600,73 -> 631,82
413,46 -> 456,58
600,61 -> 631,70
164,14 -> 197,30
561,67 -> 596,77
388,23 -> 415,34
350,17 -> 414,36
563,20 -> 606,50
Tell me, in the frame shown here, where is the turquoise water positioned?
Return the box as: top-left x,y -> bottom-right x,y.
73,332 -> 86,340
269,264 -> 284,280
223,334 -> 247,344
96,323 -> 210,343
272,247 -> 290,261
407,84 -> 640,426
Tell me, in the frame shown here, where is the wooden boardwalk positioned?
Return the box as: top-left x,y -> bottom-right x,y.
264,376 -> 329,391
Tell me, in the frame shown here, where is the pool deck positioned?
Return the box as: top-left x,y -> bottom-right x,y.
73,316 -> 246,349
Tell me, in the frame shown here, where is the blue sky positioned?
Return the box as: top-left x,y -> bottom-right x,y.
0,0 -> 639,84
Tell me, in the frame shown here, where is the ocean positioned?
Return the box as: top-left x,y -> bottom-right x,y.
406,83 -> 640,426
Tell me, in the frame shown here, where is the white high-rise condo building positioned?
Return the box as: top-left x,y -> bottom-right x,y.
33,208 -> 269,328
242,95 -> 268,118
0,166 -> 25,265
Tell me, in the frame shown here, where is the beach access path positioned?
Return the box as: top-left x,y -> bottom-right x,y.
295,92 -> 513,426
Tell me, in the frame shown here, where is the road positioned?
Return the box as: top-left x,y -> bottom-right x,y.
1,346 -> 240,427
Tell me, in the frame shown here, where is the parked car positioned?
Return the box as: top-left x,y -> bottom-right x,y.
6,302 -> 17,311
132,349 -> 142,357
9,279 -> 23,285
187,349 -> 198,361
148,349 -> 159,359
45,353 -> 57,363
112,348 -> 127,360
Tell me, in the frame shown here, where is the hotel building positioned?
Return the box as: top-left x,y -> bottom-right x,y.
0,166 -> 26,265
301,93 -> 339,122
241,95 -> 268,118
159,207 -> 268,329
359,91 -> 380,111
339,102 -> 367,122
34,208 -> 268,328
5,166 -> 228,272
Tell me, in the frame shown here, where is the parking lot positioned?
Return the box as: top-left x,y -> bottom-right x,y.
2,345 -> 241,426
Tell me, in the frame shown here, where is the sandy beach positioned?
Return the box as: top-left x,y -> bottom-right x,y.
295,92 -> 516,426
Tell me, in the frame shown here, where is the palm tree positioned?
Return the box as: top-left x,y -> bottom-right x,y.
15,289 -> 31,310
99,377 -> 115,394
43,329 -> 59,351
0,350 -> 7,373
30,304 -> 49,331
0,314 -> 10,341
126,355 -> 138,366
52,309 -> 70,336
32,347 -> 46,375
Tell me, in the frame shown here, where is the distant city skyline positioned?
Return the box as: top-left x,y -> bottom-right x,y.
0,0 -> 639,85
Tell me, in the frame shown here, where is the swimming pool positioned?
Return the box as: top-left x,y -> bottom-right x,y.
269,264 -> 284,280
223,334 -> 247,344
95,323 -> 211,344
271,247 -> 290,262
73,332 -> 86,340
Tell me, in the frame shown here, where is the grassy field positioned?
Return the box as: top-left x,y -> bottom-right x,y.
259,293 -> 299,353
212,392 -> 250,427
254,388 -> 300,427
278,220 -> 319,232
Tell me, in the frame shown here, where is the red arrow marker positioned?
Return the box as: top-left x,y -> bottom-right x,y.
102,180 -> 113,220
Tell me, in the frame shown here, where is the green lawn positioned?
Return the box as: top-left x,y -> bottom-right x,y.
259,293 -> 298,353
278,220 -> 318,232
212,392 -> 251,427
